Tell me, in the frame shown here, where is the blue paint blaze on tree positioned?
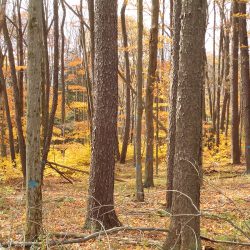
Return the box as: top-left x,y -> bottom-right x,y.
247,146 -> 250,149
28,180 -> 39,189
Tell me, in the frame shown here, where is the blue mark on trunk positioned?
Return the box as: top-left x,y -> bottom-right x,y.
28,180 -> 39,188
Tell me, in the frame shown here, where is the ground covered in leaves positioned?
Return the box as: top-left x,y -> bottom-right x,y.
0,159 -> 250,249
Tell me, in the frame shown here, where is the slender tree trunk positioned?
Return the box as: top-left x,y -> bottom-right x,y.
212,1 -> 216,132
239,2 -> 250,173
166,0 -> 181,210
41,2 -> 50,144
16,0 -> 24,117
61,0 -> 66,131
0,103 -> 7,157
135,0 -> 144,202
120,0 -> 131,164
231,0 -> 240,164
164,0 -> 207,248
84,0 -> 121,230
144,0 -> 159,188
87,0 -> 95,84
215,3 -> 225,146
3,18 -> 26,178
42,0 -> 59,174
221,27 -> 230,132
25,0 -> 43,241
0,52 -> 16,162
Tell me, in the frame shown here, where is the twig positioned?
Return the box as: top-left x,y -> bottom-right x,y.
47,162 -> 74,184
46,161 -> 126,182
2,227 -> 250,248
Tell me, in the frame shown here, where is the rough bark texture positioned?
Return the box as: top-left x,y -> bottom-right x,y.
120,0 -> 131,164
25,0 -> 43,241
166,0 -> 181,210
164,0 -> 207,249
144,0 -> 159,188
135,0 -> 144,202
231,0 -> 240,164
3,18 -> 26,177
84,0 -> 121,230
239,2 -> 250,173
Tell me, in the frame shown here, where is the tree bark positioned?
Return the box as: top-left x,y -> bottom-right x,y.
25,0 -> 43,241
144,0 -> 159,188
135,0 -> 144,202
239,2 -> 250,173
231,0 -> 240,164
120,0 -> 131,164
164,0 -> 207,248
84,0 -> 121,230
166,0 -> 181,210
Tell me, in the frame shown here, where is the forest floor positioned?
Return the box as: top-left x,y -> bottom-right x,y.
0,159 -> 250,249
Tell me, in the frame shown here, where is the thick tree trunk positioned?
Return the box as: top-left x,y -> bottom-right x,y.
3,18 -> 26,178
84,0 -> 121,230
25,0 -> 43,241
239,2 -> 250,173
164,0 -> 207,249
144,0 -> 159,188
135,0 -> 144,202
166,0 -> 181,210
120,0 -> 131,164
231,0 -> 240,164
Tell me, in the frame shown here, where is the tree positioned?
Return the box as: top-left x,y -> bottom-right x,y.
0,50 -> 16,163
164,0 -> 207,248
135,0 -> 144,202
3,17 -> 26,178
120,0 -> 131,164
231,0 -> 240,164
84,0 -> 121,230
144,0 -> 159,188
42,0 -> 59,174
239,2 -> 250,173
166,0 -> 182,210
25,0 -> 43,241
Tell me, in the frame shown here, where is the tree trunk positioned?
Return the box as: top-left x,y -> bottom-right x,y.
144,0 -> 159,188
3,18 -> 26,178
220,27 -> 230,132
231,0 -> 240,164
25,0 -> 43,241
135,0 -> 144,202
166,0 -> 181,210
84,0 -> 121,230
0,52 -> 16,163
120,0 -> 131,164
61,0 -> 66,131
239,2 -> 250,173
164,0 -> 207,248
42,0 -> 59,174
16,0 -> 24,117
